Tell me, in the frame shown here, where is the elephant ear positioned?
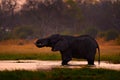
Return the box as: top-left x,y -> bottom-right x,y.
48,34 -> 61,47
52,37 -> 69,51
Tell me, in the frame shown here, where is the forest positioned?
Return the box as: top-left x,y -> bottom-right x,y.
0,0 -> 120,40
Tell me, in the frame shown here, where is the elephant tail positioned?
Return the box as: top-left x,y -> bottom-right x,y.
97,45 -> 100,65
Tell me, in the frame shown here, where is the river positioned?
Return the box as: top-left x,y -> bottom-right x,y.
0,60 -> 119,71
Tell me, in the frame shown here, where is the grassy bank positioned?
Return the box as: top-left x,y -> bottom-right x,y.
0,40 -> 120,63
0,52 -> 61,60
0,68 -> 120,80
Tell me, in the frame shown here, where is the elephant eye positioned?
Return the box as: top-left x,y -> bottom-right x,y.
40,42 -> 43,45
38,42 -> 43,45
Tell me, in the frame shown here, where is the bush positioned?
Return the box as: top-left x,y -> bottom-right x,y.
82,27 -> 98,38
13,26 -> 34,39
98,32 -> 106,38
105,30 -> 119,41
0,27 -> 12,40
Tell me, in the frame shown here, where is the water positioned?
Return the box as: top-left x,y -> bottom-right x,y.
0,60 -> 119,71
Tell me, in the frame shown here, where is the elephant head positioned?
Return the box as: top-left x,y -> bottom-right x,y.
35,38 -> 49,48
35,34 -> 61,48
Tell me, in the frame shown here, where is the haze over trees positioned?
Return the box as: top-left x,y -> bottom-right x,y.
0,0 -> 120,40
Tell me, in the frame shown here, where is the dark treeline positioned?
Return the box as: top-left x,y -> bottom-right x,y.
0,0 -> 120,40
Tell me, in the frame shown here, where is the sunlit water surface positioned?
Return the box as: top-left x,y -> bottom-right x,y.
0,60 -> 119,71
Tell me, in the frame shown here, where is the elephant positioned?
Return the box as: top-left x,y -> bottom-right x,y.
35,34 -> 100,65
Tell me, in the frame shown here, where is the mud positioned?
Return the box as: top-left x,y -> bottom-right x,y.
0,60 -> 119,71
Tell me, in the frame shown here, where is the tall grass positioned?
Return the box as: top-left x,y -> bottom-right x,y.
0,68 -> 120,80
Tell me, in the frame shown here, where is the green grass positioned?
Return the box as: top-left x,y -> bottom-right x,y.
0,68 -> 120,80
100,53 -> 120,64
95,52 -> 120,64
0,52 -> 61,60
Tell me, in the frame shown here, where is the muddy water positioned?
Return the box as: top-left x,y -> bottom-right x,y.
0,60 -> 119,71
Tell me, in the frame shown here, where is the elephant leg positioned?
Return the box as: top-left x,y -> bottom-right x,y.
87,48 -> 96,65
60,51 -> 72,65
87,59 -> 94,65
61,57 -> 72,65
87,54 -> 95,65
62,60 -> 70,65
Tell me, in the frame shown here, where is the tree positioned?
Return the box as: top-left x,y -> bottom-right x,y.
65,0 -> 81,20
1,0 -> 17,16
1,0 -> 18,29
22,0 -> 38,11
0,3 -> 2,26
112,1 -> 120,31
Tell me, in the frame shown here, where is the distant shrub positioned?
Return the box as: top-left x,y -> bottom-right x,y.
98,32 -> 106,38
13,26 -> 34,39
82,27 -> 98,38
105,30 -> 119,41
0,27 -> 12,40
